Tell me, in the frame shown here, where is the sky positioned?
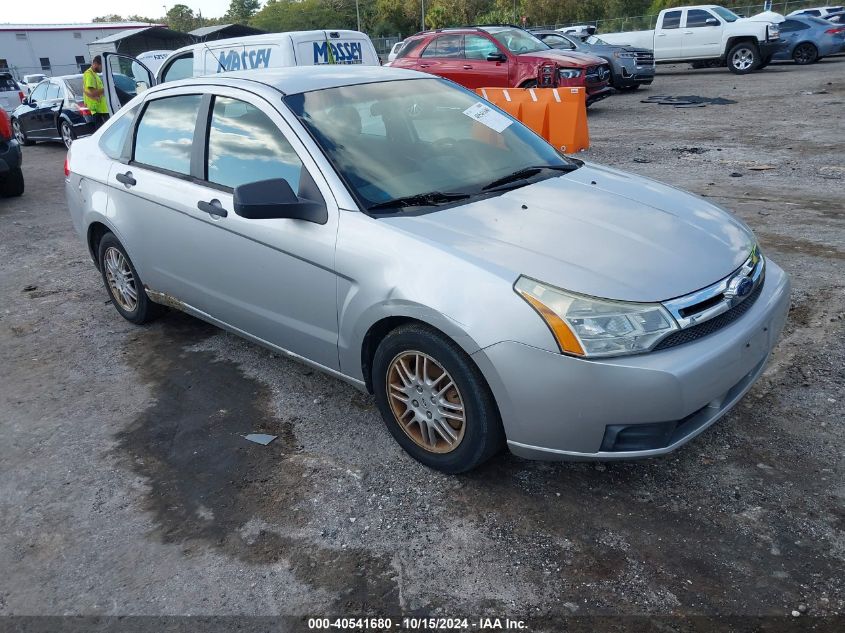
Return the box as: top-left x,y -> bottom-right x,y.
3,0 -> 235,24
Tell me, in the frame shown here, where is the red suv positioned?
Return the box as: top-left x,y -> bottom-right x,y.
390,26 -> 613,106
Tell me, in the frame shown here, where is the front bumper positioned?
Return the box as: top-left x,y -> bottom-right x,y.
760,39 -> 788,59
585,85 -> 614,105
615,60 -> 656,87
472,260 -> 791,460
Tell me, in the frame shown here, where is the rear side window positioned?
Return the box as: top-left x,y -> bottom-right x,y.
30,82 -> 48,102
421,35 -> 464,59
780,19 -> 809,32
46,82 -> 62,100
134,94 -> 202,175
206,96 -> 302,191
686,9 -> 715,27
662,10 -> 682,29
161,54 -> 193,83
396,38 -> 425,59
100,105 -> 139,159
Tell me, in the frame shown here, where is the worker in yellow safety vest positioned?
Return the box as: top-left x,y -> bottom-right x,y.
83,56 -> 109,129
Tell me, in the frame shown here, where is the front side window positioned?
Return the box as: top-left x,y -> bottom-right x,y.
686,9 -> 716,28
161,54 -> 193,83
662,10 -> 682,29
206,96 -> 303,191
464,35 -> 501,60
133,94 -> 202,175
46,82 -> 62,101
285,78 -> 574,211
29,82 -> 48,102
486,28 -> 548,54
421,35 -> 464,58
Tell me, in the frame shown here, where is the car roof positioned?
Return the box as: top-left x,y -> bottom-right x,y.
158,65 -> 429,96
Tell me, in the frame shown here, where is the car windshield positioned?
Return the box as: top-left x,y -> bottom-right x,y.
585,35 -> 609,45
24,74 -> 46,83
284,78 -> 576,211
485,27 -> 550,54
712,7 -> 740,22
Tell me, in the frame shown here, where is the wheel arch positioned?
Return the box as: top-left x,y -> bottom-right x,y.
724,36 -> 758,58
86,221 -> 112,270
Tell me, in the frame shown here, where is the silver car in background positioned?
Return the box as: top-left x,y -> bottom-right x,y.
65,67 -> 790,473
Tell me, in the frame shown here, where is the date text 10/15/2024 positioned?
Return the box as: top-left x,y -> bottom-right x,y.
308,617 -> 528,630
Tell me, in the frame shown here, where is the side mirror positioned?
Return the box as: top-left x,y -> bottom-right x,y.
705,18 -> 720,26
486,52 -> 507,62
233,178 -> 327,224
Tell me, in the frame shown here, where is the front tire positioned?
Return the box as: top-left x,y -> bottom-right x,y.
372,324 -> 504,473
727,42 -> 759,74
60,120 -> 75,149
97,233 -> 163,325
12,119 -> 34,146
792,42 -> 818,65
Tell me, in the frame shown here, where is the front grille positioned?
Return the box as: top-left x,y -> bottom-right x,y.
634,51 -> 654,65
585,64 -> 610,84
654,280 -> 764,351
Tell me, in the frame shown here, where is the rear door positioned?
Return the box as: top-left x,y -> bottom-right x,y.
18,82 -> 48,136
416,35 -> 467,83
103,52 -> 156,115
655,9 -> 685,58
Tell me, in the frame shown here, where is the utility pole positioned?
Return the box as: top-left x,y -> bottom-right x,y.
356,0 -> 361,32
421,0 -> 425,31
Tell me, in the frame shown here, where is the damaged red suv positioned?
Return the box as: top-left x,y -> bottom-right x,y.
389,26 -> 613,106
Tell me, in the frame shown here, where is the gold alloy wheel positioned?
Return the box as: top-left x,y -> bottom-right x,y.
103,246 -> 138,312
386,351 -> 466,454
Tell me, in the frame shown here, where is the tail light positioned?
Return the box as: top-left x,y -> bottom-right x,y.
825,27 -> 845,33
69,100 -> 92,116
0,110 -> 12,141
18,91 -> 24,103
64,155 -> 70,177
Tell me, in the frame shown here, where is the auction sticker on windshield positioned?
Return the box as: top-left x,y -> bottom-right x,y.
463,102 -> 513,133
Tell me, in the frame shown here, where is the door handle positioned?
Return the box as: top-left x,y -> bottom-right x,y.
684,31 -> 694,34
419,64 -> 430,68
657,33 -> 667,37
115,171 -> 136,187
197,199 -> 227,218
463,65 -> 473,69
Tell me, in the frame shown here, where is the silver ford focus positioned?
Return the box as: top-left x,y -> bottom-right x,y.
65,67 -> 790,473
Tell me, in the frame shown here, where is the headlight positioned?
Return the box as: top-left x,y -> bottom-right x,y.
514,277 -> 679,358
613,51 -> 637,59
558,68 -> 583,79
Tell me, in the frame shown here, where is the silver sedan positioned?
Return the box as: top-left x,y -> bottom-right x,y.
65,67 -> 790,473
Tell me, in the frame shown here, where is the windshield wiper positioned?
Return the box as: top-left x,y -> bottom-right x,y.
367,191 -> 470,211
481,164 -> 580,192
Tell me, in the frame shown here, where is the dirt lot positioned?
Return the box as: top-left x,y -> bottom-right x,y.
1,58 -> 843,629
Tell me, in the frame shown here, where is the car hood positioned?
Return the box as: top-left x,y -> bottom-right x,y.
585,44 -> 651,55
383,163 -> 755,303
521,49 -> 606,66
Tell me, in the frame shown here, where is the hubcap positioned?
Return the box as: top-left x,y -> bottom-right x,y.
103,247 -> 138,312
13,121 -> 24,144
62,123 -> 73,148
386,351 -> 466,454
795,45 -> 814,64
732,48 -> 754,71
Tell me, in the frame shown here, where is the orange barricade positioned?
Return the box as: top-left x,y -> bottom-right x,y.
476,87 -> 590,153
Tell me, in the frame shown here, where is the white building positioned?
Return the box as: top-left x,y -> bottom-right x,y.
0,23 -> 161,79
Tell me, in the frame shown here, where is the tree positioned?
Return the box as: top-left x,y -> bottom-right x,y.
226,0 -> 263,23
166,4 -> 196,32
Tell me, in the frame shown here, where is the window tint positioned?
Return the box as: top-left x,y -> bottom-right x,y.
805,9 -> 821,16
421,35 -> 464,58
686,9 -> 716,27
30,82 -> 48,102
465,35 -> 500,60
134,95 -> 202,175
539,34 -> 573,48
662,10 -> 682,29
65,78 -> 84,97
207,96 -> 303,191
779,19 -> 809,32
162,54 -> 193,83
100,105 -> 139,159
46,82 -> 62,100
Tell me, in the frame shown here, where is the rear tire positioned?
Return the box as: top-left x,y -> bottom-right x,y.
792,42 -> 818,65
372,324 -> 504,473
97,233 -> 164,325
12,119 -> 34,146
727,42 -> 759,74
0,167 -> 24,197
60,120 -> 75,149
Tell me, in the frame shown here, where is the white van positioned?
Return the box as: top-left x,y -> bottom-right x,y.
102,30 -> 380,114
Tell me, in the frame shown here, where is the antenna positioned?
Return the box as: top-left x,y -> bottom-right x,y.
202,41 -> 227,73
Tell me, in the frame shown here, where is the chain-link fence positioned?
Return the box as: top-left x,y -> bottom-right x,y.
371,35 -> 404,57
529,1 -> 828,34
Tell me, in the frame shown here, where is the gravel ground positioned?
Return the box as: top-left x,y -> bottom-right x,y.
0,58 -> 843,629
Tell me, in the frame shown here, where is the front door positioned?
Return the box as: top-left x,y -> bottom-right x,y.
110,86 -> 341,369
654,9 -> 686,58
102,52 -> 156,115
682,8 -> 723,58
462,35 -> 510,89
416,34 -> 467,84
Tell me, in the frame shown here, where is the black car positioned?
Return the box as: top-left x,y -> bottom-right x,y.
0,107 -> 24,197
531,30 -> 655,91
11,75 -> 96,149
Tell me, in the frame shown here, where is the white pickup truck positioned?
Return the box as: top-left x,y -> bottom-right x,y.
600,5 -> 784,74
